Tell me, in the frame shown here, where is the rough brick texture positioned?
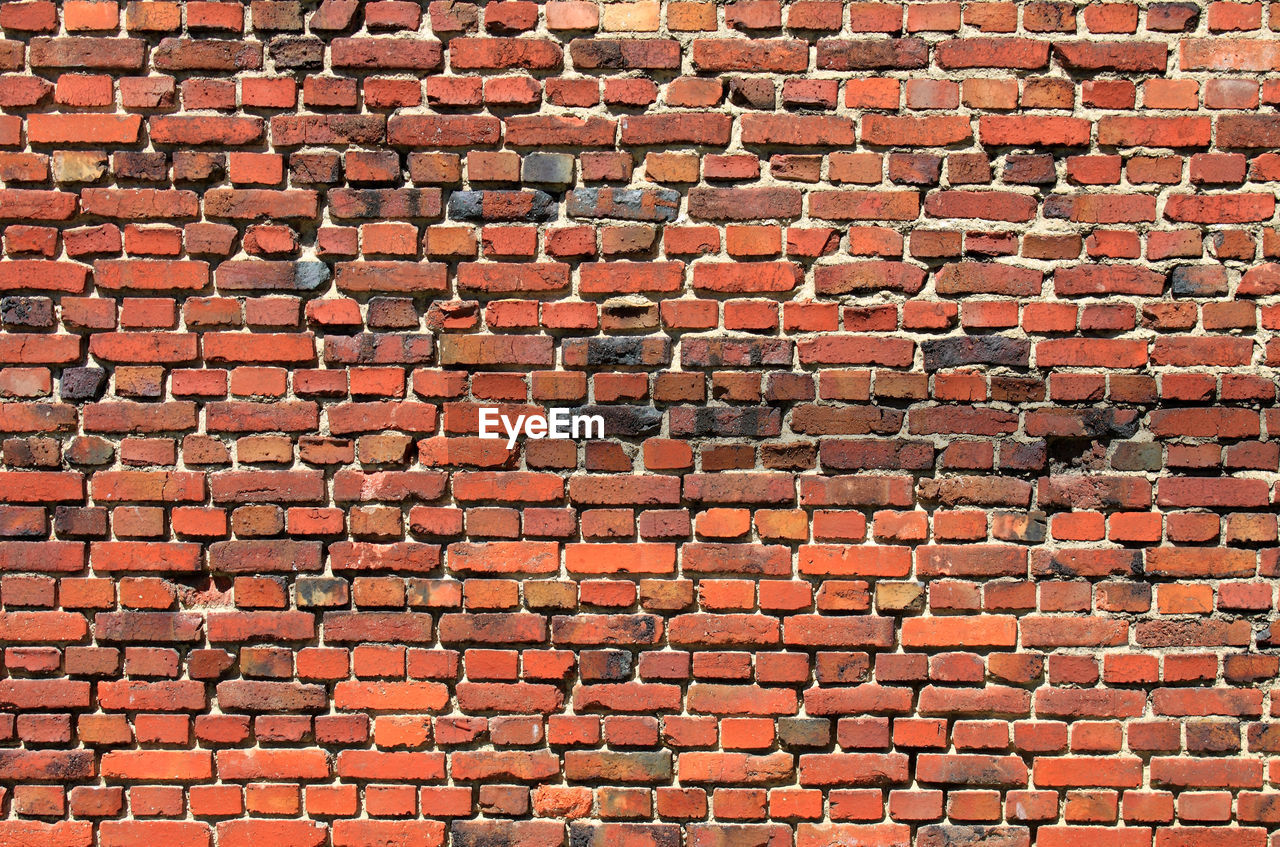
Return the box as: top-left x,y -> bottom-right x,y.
0,0 -> 1279,845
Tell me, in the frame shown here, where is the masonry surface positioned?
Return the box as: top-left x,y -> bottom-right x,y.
0,0 -> 1278,845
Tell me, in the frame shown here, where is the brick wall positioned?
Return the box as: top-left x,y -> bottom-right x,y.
0,0 -> 1278,845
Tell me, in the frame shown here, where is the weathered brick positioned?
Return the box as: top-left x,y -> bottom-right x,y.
0,8 -> 1272,838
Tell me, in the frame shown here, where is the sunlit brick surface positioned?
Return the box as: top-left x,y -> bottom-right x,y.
0,1 -> 1278,845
